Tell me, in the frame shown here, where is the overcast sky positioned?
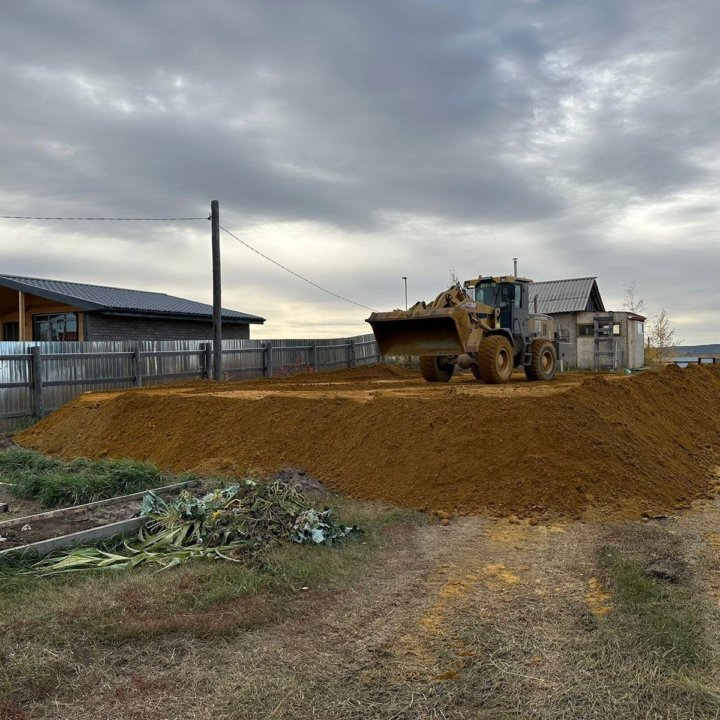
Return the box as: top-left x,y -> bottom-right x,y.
1,1 -> 718,342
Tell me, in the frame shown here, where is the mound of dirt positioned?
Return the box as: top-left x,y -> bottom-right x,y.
16,364 -> 720,519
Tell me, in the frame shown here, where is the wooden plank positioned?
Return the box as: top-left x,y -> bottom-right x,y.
41,352 -> 135,360
0,516 -> 148,558
43,376 -> 135,387
0,410 -> 32,420
221,347 -> 265,355
30,346 -> 43,418
0,478 -> 200,531
144,370 -> 203,380
133,346 -> 143,387
139,350 -> 204,358
18,290 -> 25,341
201,342 -> 211,380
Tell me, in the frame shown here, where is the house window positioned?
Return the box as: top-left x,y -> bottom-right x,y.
32,313 -> 79,341
578,324 -> 594,337
636,322 -> 644,335
3,321 -> 19,341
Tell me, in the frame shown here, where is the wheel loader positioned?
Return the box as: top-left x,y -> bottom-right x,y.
366,275 -> 558,383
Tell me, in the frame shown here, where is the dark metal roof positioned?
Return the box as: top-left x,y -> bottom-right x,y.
528,277 -> 605,314
0,274 -> 265,324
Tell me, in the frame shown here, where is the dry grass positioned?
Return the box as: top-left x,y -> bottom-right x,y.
3,500 -> 720,719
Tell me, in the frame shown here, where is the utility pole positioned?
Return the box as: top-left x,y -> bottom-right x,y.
402,276 -> 408,310
211,200 -> 222,381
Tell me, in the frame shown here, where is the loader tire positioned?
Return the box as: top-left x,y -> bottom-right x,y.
420,356 -> 455,383
477,336 -> 514,384
525,340 -> 557,381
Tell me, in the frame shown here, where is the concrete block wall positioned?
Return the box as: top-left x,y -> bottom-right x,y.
84,313 -> 251,342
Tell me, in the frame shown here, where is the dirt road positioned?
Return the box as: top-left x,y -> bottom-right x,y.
20,493 -> 720,720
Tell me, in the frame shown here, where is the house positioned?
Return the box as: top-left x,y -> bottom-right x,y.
528,277 -> 645,370
0,274 -> 265,342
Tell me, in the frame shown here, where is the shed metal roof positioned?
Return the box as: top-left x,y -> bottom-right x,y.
0,275 -> 265,324
528,277 -> 605,315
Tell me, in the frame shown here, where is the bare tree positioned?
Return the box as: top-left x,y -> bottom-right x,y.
622,283 -> 681,367
646,308 -> 682,366
622,281 -> 646,315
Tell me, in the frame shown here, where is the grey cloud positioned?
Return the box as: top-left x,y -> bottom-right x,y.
0,0 -> 718,341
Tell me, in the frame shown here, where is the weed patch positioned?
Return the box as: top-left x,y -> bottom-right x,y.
0,448 -> 178,507
600,546 -> 704,667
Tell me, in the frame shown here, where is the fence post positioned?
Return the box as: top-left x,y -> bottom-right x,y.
264,342 -> 273,378
30,346 -> 44,419
133,346 -> 143,387
201,342 -> 212,380
348,339 -> 356,369
311,340 -> 318,373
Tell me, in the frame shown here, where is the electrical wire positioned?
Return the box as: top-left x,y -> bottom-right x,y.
0,215 -> 207,220
0,211 -> 374,312
220,225 -> 375,312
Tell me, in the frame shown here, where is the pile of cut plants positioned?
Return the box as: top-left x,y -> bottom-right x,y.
31,478 -> 361,574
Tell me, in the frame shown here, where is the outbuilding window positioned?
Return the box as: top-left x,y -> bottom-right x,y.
578,323 -> 622,337
32,313 -> 79,341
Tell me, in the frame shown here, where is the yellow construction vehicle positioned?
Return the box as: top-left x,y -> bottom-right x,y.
367,275 -> 557,383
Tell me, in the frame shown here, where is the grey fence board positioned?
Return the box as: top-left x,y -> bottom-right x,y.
0,333 -> 379,429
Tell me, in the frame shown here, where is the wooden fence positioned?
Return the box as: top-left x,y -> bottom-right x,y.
0,333 -> 380,428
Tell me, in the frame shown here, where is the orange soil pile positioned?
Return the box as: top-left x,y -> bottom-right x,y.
17,364 -> 720,519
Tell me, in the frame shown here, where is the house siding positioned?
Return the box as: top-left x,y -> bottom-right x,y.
84,313 -> 250,342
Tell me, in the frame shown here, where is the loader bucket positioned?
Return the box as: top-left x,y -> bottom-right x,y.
367,308 -> 469,357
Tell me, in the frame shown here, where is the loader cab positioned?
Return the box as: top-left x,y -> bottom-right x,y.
473,277 -> 530,334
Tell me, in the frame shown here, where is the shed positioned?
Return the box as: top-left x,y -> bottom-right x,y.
529,277 -> 645,370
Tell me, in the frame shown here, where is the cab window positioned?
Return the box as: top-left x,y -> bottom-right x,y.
514,283 -> 522,310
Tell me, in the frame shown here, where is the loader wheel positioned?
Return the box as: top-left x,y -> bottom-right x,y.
477,336 -> 514,384
525,340 -> 557,381
420,356 -> 455,383
471,364 -> 482,381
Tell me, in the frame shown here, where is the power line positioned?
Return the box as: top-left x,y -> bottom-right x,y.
0,215 -> 207,221
220,225 -> 375,313
0,210 -> 374,312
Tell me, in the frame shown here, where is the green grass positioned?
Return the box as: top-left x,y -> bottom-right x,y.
0,448 -> 184,507
600,547 -> 703,667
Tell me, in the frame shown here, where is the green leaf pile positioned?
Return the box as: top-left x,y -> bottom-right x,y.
33,479 -> 360,574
